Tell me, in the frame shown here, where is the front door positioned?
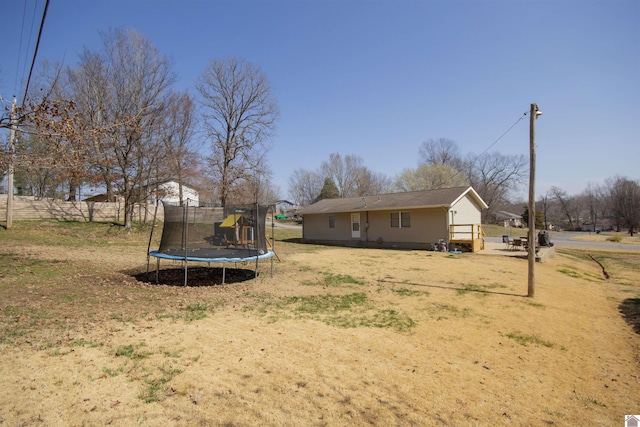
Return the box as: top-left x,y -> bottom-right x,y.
351,213 -> 361,239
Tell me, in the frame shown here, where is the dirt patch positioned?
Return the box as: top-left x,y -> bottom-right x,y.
0,226 -> 639,425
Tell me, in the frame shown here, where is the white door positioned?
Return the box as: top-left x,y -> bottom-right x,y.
351,213 -> 361,238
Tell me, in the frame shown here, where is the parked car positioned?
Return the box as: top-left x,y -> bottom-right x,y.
275,214 -> 287,220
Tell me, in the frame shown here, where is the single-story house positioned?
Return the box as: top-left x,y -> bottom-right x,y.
494,210 -> 523,228
299,186 -> 488,252
272,199 -> 298,216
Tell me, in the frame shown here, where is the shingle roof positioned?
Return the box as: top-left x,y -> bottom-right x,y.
495,211 -> 522,220
299,186 -> 488,214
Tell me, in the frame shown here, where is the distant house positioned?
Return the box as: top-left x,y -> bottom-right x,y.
299,186 -> 488,252
494,211 -> 523,228
273,200 -> 298,216
82,181 -> 198,206
148,180 -> 199,206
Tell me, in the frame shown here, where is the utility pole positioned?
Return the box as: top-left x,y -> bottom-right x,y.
6,97 -> 17,229
528,103 -> 541,297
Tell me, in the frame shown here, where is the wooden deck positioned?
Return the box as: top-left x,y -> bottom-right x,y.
449,223 -> 485,252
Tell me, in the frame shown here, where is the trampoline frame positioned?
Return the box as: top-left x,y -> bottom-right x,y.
147,200 -> 276,286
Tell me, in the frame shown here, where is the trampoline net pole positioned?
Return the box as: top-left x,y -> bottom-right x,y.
183,202 -> 189,287
255,202 -> 259,280
146,201 -> 160,276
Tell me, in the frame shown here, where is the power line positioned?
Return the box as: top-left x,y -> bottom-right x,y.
22,0 -> 50,106
13,0 -> 31,96
473,111 -> 528,160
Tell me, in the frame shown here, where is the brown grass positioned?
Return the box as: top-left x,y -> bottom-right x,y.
0,222 -> 638,426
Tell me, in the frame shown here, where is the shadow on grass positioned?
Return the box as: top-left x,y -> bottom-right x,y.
132,267 -> 257,287
619,298 -> 640,335
378,279 -> 526,298
280,238 -> 303,244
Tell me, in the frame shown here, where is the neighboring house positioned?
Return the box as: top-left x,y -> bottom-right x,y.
273,200 -> 298,216
299,186 -> 488,252
494,211 -> 523,228
83,181 -> 198,206
149,180 -> 199,206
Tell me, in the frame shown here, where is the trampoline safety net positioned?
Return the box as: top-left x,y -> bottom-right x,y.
157,202 -> 270,259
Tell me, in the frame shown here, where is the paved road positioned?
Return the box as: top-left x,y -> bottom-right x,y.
487,232 -> 640,251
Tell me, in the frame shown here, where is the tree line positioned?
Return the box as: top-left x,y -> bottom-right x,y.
535,177 -> 640,236
288,138 -> 527,223
1,28 -> 279,230
288,139 -> 639,235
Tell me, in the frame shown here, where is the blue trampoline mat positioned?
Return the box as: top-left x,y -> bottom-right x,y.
149,248 -> 275,263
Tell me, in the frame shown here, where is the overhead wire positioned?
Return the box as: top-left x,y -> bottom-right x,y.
13,0 -> 31,97
18,0 -> 40,98
22,0 -> 50,106
472,111 -> 528,161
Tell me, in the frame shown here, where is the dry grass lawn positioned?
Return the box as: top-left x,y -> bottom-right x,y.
0,221 -> 639,426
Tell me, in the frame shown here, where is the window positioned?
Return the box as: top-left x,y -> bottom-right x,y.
328,215 -> 336,229
401,212 -> 411,227
390,211 -> 411,228
390,212 -> 399,228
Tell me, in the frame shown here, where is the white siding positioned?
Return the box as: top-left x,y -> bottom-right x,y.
156,182 -> 199,205
450,194 -> 482,240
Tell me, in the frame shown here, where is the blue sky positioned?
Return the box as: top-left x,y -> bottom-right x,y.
2,0 -> 638,200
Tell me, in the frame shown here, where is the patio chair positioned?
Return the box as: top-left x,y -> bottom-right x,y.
502,235 -> 514,250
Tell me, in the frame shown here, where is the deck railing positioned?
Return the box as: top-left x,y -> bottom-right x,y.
449,223 -> 485,251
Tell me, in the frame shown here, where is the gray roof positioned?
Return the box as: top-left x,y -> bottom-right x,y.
495,211 -> 522,220
299,186 -> 488,214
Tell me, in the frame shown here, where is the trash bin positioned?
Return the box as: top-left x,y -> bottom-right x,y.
538,230 -> 549,246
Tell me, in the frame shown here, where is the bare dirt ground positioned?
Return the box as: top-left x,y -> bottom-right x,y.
0,223 -> 639,426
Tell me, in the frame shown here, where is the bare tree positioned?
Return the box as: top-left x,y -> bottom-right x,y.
229,149 -> 277,205
418,138 -> 463,167
288,168 -> 323,206
465,151 -> 527,222
320,153 -> 362,198
67,47 -> 116,200
354,168 -> 392,196
538,191 -> 553,231
154,90 -> 199,205
395,163 -> 468,192
606,176 -> 640,236
196,57 -> 279,207
582,183 -> 604,232
549,186 -> 577,230
69,28 -> 175,229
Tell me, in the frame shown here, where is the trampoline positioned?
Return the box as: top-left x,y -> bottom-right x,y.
147,201 -> 275,285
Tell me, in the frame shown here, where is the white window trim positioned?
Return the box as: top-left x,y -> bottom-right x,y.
390,211 -> 411,228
